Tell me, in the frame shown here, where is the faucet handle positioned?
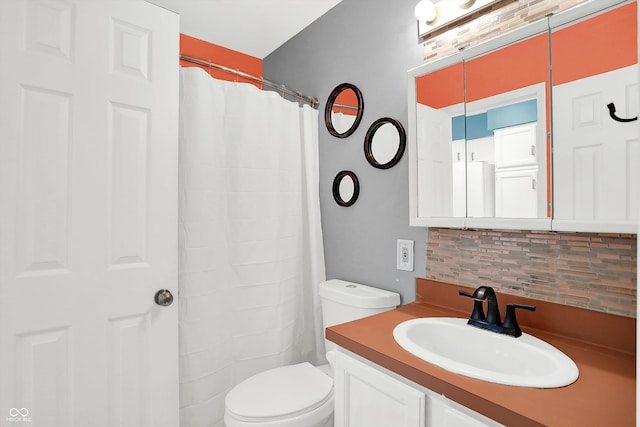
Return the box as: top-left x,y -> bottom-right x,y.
458,290 -> 486,322
458,290 -> 477,300
511,303 -> 536,311
502,304 -> 536,337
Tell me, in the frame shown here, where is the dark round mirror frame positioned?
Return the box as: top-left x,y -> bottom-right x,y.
332,170 -> 360,207
364,117 -> 407,169
324,83 -> 364,138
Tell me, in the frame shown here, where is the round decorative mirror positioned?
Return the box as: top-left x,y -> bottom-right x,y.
324,83 -> 364,138
332,170 -> 360,207
364,117 -> 406,169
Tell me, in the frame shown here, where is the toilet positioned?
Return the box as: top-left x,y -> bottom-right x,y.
224,279 -> 400,427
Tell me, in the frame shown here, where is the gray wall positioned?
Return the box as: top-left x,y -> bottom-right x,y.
264,0 -> 426,304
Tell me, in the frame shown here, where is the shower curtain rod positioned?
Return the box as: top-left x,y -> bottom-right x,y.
180,54 -> 319,109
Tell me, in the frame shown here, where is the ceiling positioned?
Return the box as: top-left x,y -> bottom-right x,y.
146,0 -> 343,59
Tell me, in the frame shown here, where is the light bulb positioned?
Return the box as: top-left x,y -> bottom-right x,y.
414,0 -> 438,24
458,0 -> 476,9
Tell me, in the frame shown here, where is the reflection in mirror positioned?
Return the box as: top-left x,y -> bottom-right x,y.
325,83 -> 364,138
364,118 -> 406,169
464,32 -> 550,219
413,32 -> 551,222
332,89 -> 358,134
552,2 -> 638,229
414,60 -> 465,218
332,170 -> 360,207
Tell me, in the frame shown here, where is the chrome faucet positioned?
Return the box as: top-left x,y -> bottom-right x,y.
458,286 -> 536,338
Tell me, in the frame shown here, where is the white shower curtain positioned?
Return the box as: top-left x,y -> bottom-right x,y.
178,67 -> 327,427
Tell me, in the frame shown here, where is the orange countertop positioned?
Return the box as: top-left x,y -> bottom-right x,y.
326,279 -> 636,427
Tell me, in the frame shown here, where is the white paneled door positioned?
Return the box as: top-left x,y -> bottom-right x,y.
553,64 -> 639,228
416,104 -> 455,218
0,1 -> 179,426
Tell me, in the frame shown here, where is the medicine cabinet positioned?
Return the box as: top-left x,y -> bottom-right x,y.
408,0 -> 638,232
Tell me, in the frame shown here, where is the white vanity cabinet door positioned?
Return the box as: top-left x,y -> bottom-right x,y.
426,391 -> 504,427
334,351 -> 425,427
334,351 -> 505,427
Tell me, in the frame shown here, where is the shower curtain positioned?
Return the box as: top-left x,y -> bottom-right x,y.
178,67 -> 326,427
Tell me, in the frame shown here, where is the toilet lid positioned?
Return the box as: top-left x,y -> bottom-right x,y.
225,362 -> 333,421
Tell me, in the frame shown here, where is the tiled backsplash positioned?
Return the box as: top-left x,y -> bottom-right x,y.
426,228 -> 637,317
422,0 -> 589,61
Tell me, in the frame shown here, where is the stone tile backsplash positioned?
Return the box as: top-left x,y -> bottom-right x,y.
426,228 -> 637,317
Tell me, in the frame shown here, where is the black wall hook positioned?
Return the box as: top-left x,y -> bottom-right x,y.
607,102 -> 638,122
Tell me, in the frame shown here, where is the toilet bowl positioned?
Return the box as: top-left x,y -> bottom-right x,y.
223,279 -> 400,427
224,361 -> 334,427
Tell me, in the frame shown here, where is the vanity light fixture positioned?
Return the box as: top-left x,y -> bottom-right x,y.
415,0 -> 506,39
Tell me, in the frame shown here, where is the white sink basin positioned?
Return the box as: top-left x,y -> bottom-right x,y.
393,317 -> 579,388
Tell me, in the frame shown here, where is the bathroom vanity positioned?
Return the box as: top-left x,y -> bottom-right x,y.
327,279 -> 636,427
334,350 -> 502,426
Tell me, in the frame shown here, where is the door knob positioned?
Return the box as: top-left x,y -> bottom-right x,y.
154,289 -> 174,306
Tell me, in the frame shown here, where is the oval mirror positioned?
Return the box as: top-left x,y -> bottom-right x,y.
332,170 -> 360,207
364,118 -> 406,169
325,83 -> 364,138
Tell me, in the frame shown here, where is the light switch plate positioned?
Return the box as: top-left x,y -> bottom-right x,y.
397,239 -> 414,271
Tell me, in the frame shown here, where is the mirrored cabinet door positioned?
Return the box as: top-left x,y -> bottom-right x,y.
409,54 -> 466,227
550,1 -> 638,233
408,24 -> 552,229
463,30 -> 551,225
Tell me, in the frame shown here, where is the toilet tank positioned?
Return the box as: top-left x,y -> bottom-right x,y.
319,279 -> 400,352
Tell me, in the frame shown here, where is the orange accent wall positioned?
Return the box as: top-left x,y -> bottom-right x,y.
179,34 -> 263,88
465,33 -> 550,103
416,62 -> 465,108
552,2 -> 637,86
